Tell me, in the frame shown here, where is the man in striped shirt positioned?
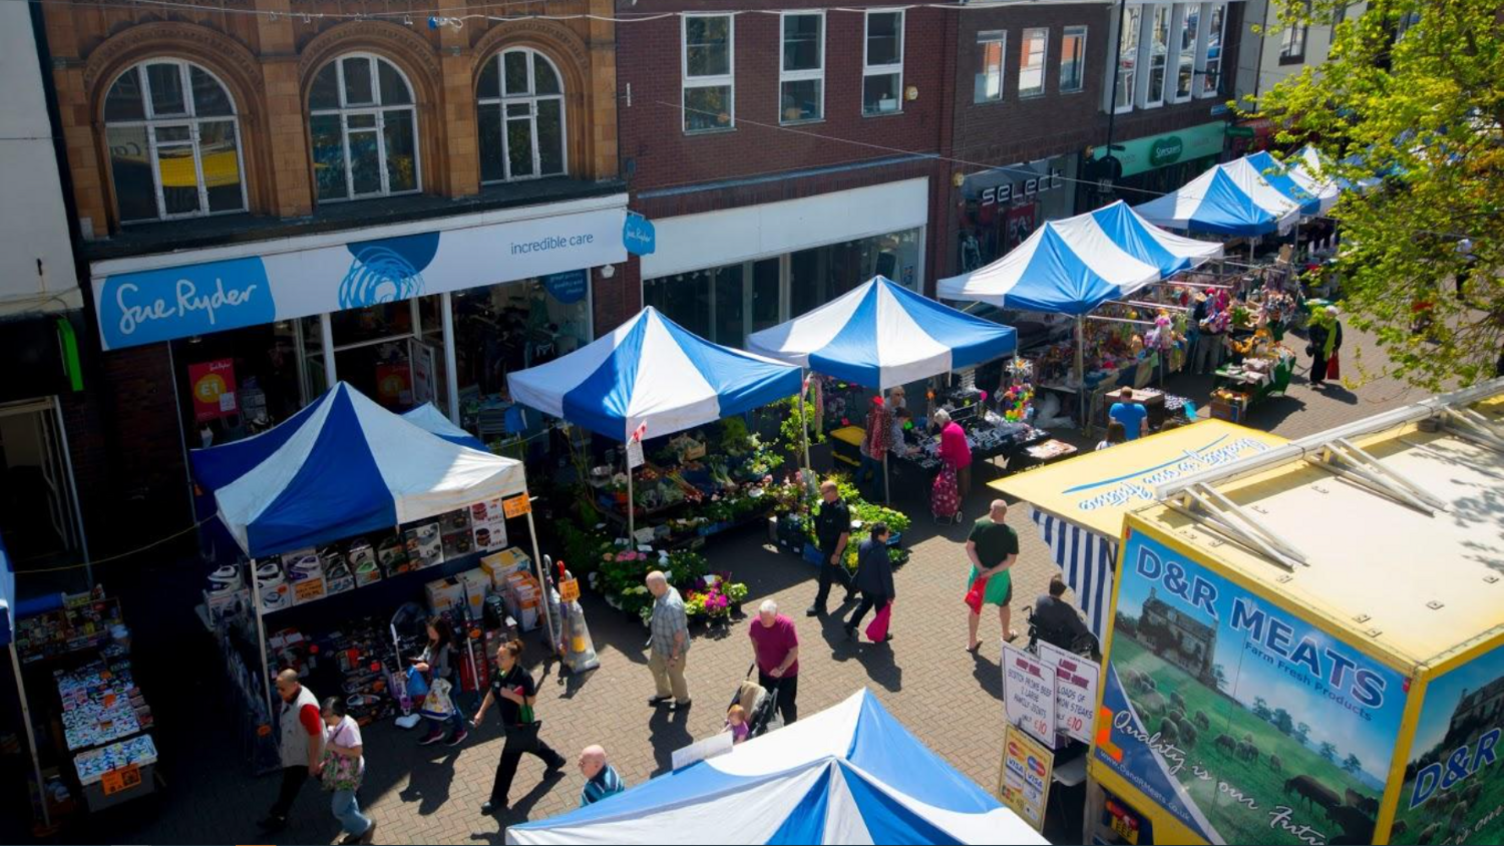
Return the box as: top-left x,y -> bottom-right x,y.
578,745 -> 626,807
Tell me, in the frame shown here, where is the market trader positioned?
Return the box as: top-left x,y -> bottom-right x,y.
808,480 -> 855,617
257,669 -> 324,833
1109,388 -> 1148,440
1032,575 -> 1092,653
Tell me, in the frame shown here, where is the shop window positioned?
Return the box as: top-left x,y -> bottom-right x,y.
104,59 -> 247,223
1280,0 -> 1311,64
1142,5 -> 1171,107
1112,6 -> 1141,113
1173,5 -> 1199,101
974,31 -> 1005,103
682,15 -> 734,132
863,10 -> 904,115
451,278 -> 590,407
1060,26 -> 1088,93
478,48 -> 568,183
1198,3 -> 1226,98
308,54 -> 420,202
1019,28 -> 1048,97
789,228 -> 921,317
780,12 -> 824,123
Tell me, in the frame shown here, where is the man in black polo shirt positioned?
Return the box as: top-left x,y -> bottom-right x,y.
807,480 -> 855,617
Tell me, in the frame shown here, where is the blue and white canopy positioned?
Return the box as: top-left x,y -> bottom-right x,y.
402,403 -> 488,451
0,532 -> 13,646
1134,157 -> 1303,236
508,307 -> 802,442
746,276 -> 1017,390
191,383 -> 527,558
507,689 -> 1045,845
1244,150 -> 1323,217
1285,146 -> 1343,213
937,201 -> 1222,315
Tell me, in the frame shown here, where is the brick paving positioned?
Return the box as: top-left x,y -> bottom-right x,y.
49,324 -> 1429,845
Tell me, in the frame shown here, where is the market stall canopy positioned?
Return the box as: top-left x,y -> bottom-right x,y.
506,688 -> 1045,846
190,382 -> 527,558
402,403 -> 488,451
937,202 -> 1221,316
990,420 -> 1286,636
746,275 -> 1017,390
1243,151 -> 1322,217
507,306 -> 802,442
0,532 -> 12,646
1133,157 -> 1303,236
1284,146 -> 1342,214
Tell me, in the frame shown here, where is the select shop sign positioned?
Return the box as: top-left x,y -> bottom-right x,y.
90,204 -> 626,351
1095,122 -> 1228,178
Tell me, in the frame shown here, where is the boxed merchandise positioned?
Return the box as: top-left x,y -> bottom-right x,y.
405,522 -> 444,570
456,568 -> 492,619
376,534 -> 409,575
253,561 -> 290,614
440,510 -> 474,559
470,499 -> 508,552
481,547 -> 532,586
503,571 -> 542,632
282,548 -> 326,606
348,540 -> 380,586
424,576 -> 467,615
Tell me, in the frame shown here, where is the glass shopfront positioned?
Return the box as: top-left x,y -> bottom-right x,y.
643,227 -> 923,348
958,155 -> 1078,272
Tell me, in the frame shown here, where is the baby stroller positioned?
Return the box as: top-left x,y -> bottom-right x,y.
727,664 -> 784,740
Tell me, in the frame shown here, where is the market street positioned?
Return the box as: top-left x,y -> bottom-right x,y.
22,321 -> 1430,846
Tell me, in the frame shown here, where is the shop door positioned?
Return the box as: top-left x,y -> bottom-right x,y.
0,399 -> 81,562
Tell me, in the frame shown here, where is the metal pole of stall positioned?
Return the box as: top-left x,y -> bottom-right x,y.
251,569 -> 275,723
522,502 -> 559,654
882,451 -> 891,505
626,466 -> 635,543
12,641 -> 50,828
798,374 -> 811,472
1074,315 -> 1087,430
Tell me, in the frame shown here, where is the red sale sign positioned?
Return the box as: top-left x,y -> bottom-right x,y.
188,359 -> 237,422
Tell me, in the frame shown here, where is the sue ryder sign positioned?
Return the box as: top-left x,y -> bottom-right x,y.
90,203 -> 627,351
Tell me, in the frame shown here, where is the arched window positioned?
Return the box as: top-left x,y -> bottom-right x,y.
104,59 -> 246,223
308,54 -> 420,202
477,48 -> 567,183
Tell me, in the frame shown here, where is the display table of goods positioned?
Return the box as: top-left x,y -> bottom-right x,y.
56,654 -> 158,810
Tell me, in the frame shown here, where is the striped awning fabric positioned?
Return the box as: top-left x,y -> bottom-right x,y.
1030,507 -> 1116,638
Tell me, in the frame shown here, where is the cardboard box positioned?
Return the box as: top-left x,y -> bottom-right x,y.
456,568 -> 492,619
481,547 -> 532,586
405,522 -> 444,570
376,534 -> 409,575
425,576 -> 466,615
257,580 -> 291,614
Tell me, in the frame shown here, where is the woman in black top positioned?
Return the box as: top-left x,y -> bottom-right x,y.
472,641 -> 566,815
415,616 -> 466,746
845,523 -> 896,642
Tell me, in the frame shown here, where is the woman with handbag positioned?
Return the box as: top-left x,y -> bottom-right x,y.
472,640 -> 567,815
844,523 -> 895,644
414,616 -> 467,746
318,696 -> 375,845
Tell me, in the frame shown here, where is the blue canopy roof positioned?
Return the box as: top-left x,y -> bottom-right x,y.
402,403 -> 488,451
1134,157 -> 1303,236
1244,151 -> 1322,216
0,532 -> 13,646
746,276 -> 1017,390
508,307 -> 803,442
191,383 -> 528,557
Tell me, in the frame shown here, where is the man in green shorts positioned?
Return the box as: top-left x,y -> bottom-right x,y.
966,499 -> 1019,652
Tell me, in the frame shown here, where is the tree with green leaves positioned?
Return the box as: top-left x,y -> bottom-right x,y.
1320,740 -> 1338,761
1342,752 -> 1364,774
1250,0 -> 1504,389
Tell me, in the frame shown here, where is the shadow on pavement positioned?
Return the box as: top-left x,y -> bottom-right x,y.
646,706 -> 694,776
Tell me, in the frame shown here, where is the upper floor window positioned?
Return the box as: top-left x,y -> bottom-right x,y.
1280,0 -> 1311,63
780,12 -> 824,123
1113,6 -> 1141,112
1173,5 -> 1199,101
1019,27 -> 1049,97
974,30 -> 1006,103
1142,5 -> 1171,107
1060,26 -> 1088,93
478,48 -> 566,183
308,54 -> 420,202
863,10 -> 904,115
1200,3 -> 1227,97
683,15 -> 734,132
104,59 -> 246,223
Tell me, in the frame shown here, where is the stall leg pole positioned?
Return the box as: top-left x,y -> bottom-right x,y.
1074,316 -> 1087,431
798,375 -> 811,473
251,569 -> 275,727
882,451 -> 891,505
12,642 -> 49,829
523,504 -> 560,656
626,467 -> 635,542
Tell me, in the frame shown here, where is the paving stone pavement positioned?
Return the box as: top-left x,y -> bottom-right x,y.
48,324 -> 1431,845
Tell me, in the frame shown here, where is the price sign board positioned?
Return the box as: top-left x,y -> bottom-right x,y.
559,578 -> 581,603
102,763 -> 143,796
1002,642 -> 1056,748
502,495 -> 532,518
997,724 -> 1053,832
1037,641 -> 1100,745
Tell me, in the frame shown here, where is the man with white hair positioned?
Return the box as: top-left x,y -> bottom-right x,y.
577,745 -> 625,807
645,571 -> 691,710
748,599 -> 801,724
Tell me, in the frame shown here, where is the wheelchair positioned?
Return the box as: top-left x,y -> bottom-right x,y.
1025,605 -> 1101,663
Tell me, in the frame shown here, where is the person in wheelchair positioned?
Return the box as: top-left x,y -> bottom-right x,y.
1029,576 -> 1098,659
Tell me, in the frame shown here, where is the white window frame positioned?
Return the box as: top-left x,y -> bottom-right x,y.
1169,3 -> 1196,103
1137,3 -> 1171,108
682,14 -> 736,133
105,59 -> 249,223
1195,2 -> 1227,99
863,9 -> 906,116
478,48 -> 569,184
974,30 -> 1006,103
1279,0 -> 1311,64
779,11 -> 825,124
1019,27 -> 1049,98
308,53 -> 422,203
1110,5 -> 1141,114
1060,25 -> 1088,93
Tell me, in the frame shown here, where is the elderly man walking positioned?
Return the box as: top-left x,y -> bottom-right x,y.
749,600 -> 800,725
577,745 -> 626,807
645,571 -> 692,711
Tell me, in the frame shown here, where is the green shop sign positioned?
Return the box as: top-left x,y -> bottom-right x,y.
1095,121 -> 1227,178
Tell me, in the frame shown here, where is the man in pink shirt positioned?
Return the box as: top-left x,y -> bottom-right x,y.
748,600 -> 800,725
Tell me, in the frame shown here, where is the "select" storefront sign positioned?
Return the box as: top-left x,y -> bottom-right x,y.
91,201 -> 627,351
